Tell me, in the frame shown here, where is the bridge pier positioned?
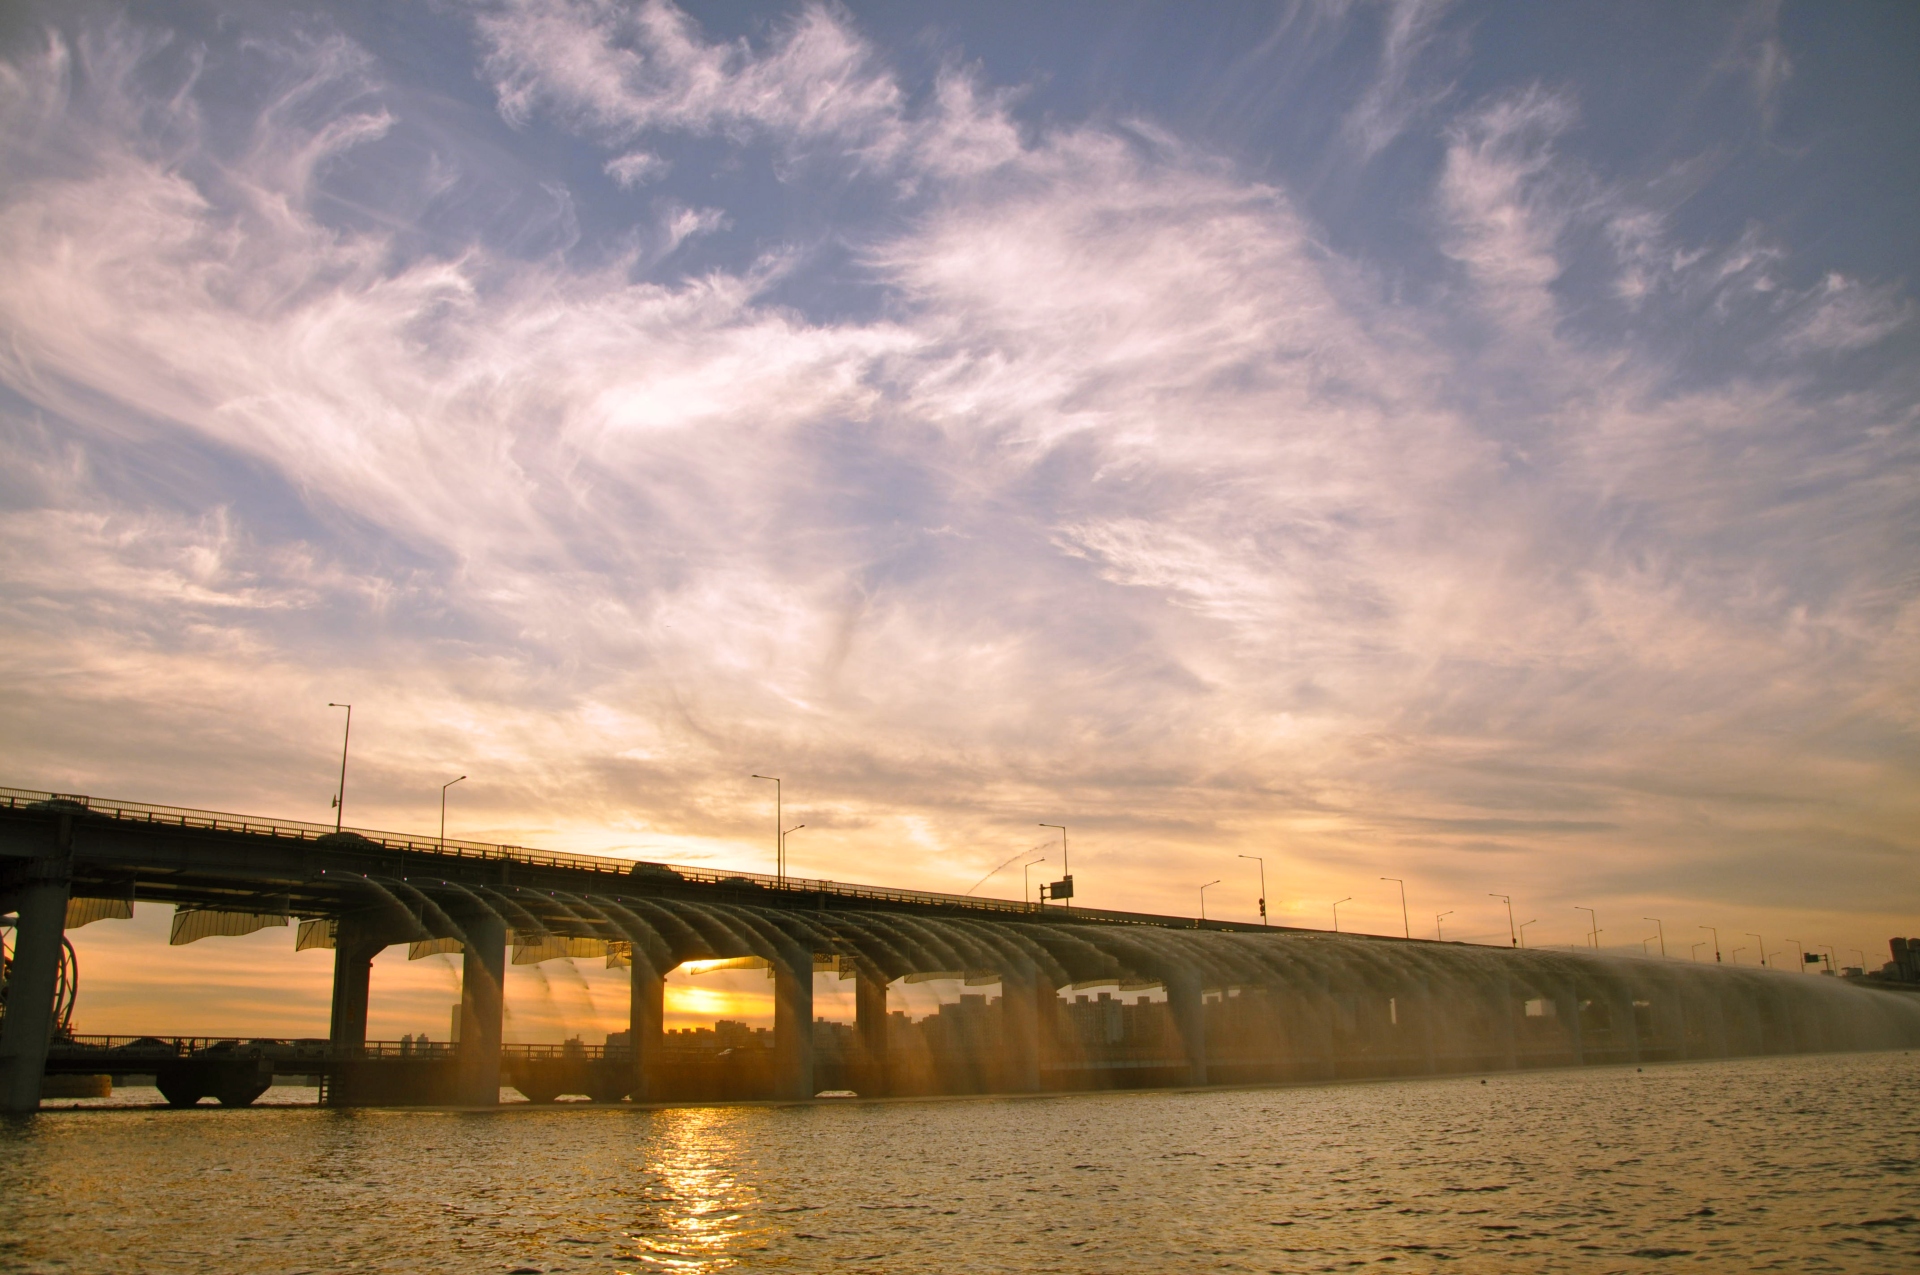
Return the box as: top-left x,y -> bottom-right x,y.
458,913 -> 507,1105
327,917 -> 386,1058
854,966 -> 890,1097
772,948 -> 813,1100
1165,968 -> 1208,1087
0,858 -> 71,1113
628,959 -> 664,1101
999,972 -> 1043,1093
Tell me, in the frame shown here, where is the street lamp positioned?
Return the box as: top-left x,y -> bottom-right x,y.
326,703 -> 352,832
750,775 -> 782,885
1039,824 -> 1070,910
1747,933 -> 1766,969
1785,938 -> 1806,972
1239,855 -> 1268,926
1491,894 -> 1516,947
1691,941 -> 1707,962
1333,897 -> 1352,933
1435,911 -> 1453,941
1644,917 -> 1666,958
1199,879 -> 1221,924
440,775 -> 466,850
1381,878 -> 1409,939
1700,925 -> 1721,962
1818,944 -> 1837,974
1518,919 -> 1538,948
1849,948 -> 1865,972
1023,857 -> 1048,908
1732,946 -> 1747,964
1576,906 -> 1598,949
782,825 -> 805,877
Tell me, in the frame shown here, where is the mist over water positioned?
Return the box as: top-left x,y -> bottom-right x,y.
6,1051 -> 1917,1273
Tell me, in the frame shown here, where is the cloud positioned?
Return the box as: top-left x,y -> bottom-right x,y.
0,0 -> 1915,974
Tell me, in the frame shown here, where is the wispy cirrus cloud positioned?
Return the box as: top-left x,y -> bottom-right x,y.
0,0 -> 1914,977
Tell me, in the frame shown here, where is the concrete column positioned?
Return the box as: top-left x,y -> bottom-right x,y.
999,973 -> 1042,1093
854,967 -> 890,1097
1556,985 -> 1585,1065
1612,987 -> 1642,1064
1417,980 -> 1439,1074
1165,968 -> 1208,1088
1493,974 -> 1519,1070
772,948 -> 814,1100
327,918 -> 385,1055
628,960 -> 664,1102
0,867 -> 72,1113
458,912 -> 507,1105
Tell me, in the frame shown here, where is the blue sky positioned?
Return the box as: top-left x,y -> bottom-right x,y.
2,1 -> 1916,1031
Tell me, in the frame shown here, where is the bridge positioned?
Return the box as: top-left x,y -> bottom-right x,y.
5,785 -> 1918,1112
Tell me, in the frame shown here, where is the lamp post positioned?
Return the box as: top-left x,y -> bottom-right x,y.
1818,944 -> 1837,974
1199,879 -> 1221,924
1023,857 -> 1047,908
1732,946 -> 1747,964
1644,917 -> 1666,958
327,702 -> 352,833
1239,855 -> 1268,926
1576,906 -> 1598,949
1333,897 -> 1352,933
1701,925 -> 1721,962
1785,938 -> 1806,972
750,775 -> 782,885
440,775 -> 466,850
1691,941 -> 1707,962
1039,824 -> 1070,910
782,825 -> 805,877
1518,919 -> 1537,948
1381,878 -> 1409,939
1747,934 -> 1766,969
1491,894 -> 1516,946
1849,948 -> 1865,972
1435,910 -> 1453,941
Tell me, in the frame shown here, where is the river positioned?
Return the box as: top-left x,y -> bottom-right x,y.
3,1050 -> 1916,1273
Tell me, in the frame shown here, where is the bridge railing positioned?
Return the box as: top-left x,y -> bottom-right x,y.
2,785 -> 1295,933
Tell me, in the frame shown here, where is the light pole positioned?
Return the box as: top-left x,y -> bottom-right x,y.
1039,824 -> 1070,910
1381,878 -> 1409,939
1491,894 -> 1516,946
1747,933 -> 1766,969
1644,917 -> 1666,958
1732,946 -> 1747,964
782,825 -> 805,877
1691,941 -> 1707,962
1518,919 -> 1537,948
1333,897 -> 1352,933
1818,943 -> 1837,974
1576,906 -> 1598,949
1849,948 -> 1865,972
1701,925 -> 1721,962
327,702 -> 352,832
1435,911 -> 1453,941
1239,855 -> 1268,926
751,775 -> 782,885
1785,938 -> 1805,972
1023,857 -> 1048,908
440,775 -> 466,850
1200,879 -> 1221,924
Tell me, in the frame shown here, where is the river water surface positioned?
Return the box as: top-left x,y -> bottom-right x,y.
4,1050 -> 1917,1273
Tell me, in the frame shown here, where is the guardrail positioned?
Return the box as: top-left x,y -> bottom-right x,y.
1,784 -> 1296,933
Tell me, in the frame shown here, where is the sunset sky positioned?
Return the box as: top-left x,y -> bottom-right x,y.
2,1 -> 1915,1040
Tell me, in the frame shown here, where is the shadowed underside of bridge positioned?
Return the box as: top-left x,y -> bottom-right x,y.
5,787 -> 1918,1112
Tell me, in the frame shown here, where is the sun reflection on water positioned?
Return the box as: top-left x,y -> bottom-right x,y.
620,1108 -> 766,1273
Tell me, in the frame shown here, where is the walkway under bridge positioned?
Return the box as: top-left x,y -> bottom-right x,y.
5,787 -> 1919,1111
